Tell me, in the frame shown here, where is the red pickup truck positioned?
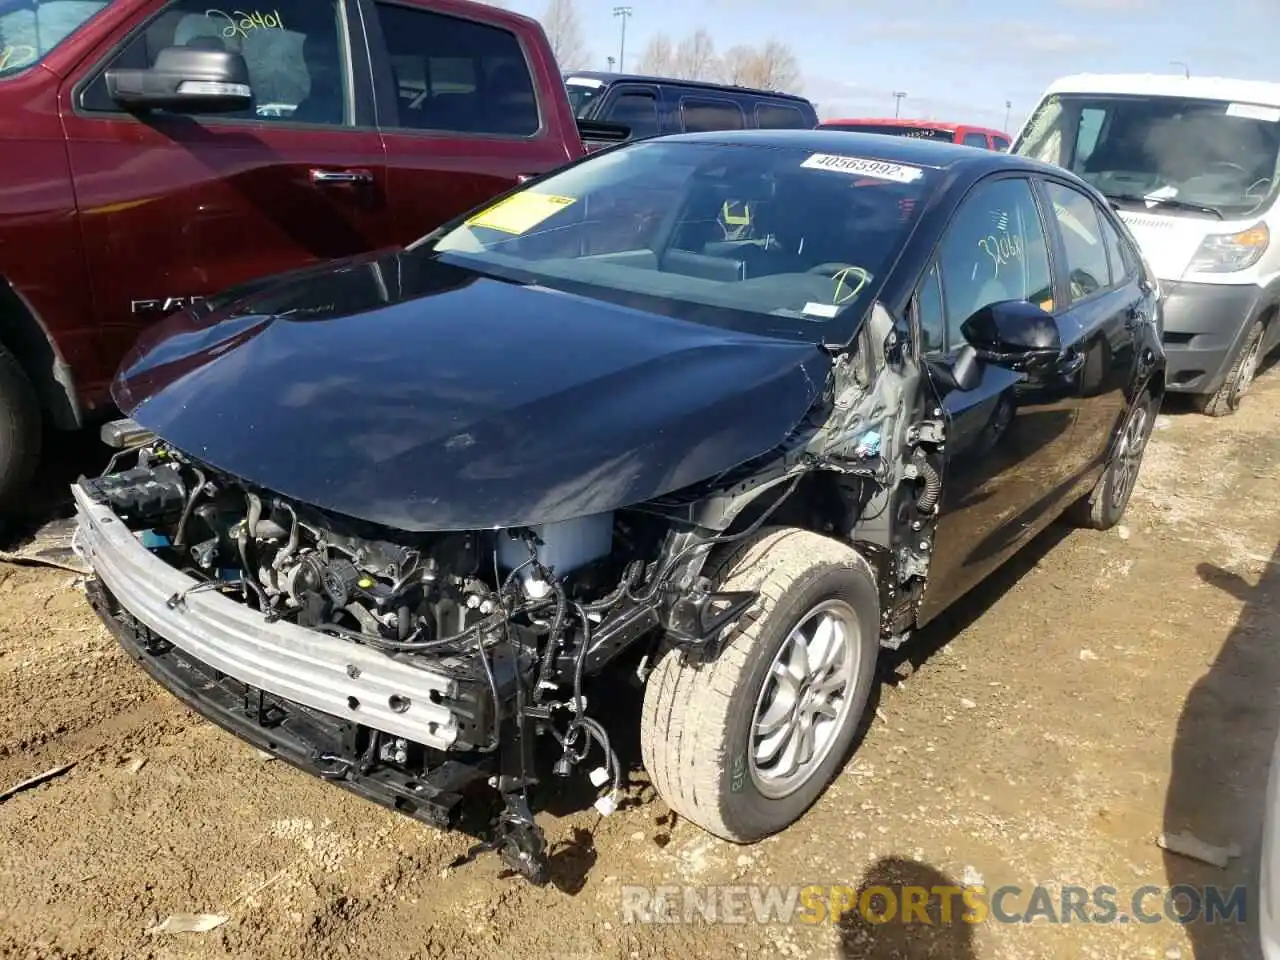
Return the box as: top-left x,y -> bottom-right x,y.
0,0 -> 592,511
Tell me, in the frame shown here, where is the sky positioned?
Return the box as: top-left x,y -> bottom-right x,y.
499,0 -> 1277,134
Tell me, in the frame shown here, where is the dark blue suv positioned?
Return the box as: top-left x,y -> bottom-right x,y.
564,71 -> 817,148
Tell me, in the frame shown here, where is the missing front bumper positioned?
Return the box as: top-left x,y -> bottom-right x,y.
85,576 -> 490,827
71,482 -> 472,751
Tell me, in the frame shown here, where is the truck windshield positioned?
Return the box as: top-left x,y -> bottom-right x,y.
1015,92 -> 1280,220
0,0 -> 112,77
564,77 -> 604,117
423,138 -> 933,344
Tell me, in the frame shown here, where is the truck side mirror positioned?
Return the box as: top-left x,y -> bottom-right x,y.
106,47 -> 253,114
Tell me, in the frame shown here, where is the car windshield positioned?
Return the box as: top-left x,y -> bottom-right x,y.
823,123 -> 954,141
422,139 -> 934,343
564,77 -> 604,117
0,0 -> 112,77
1015,92 -> 1280,220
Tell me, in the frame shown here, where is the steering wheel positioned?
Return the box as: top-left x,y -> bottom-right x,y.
1209,160 -> 1248,176
807,262 -> 861,277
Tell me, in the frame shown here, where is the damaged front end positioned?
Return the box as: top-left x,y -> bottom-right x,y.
73,432 -> 805,882
73,274 -> 939,883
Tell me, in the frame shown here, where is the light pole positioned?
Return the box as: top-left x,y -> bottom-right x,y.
1171,60 -> 1190,78
892,91 -> 907,118
613,6 -> 632,73
607,55 -> 616,71
1004,99 -> 1012,130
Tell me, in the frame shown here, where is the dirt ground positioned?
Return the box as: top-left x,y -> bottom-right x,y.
2,369 -> 1279,960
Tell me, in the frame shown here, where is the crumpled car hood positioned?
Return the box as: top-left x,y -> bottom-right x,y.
113,251 -> 832,532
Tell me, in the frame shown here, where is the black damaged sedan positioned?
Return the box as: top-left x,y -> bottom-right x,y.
73,130 -> 1165,882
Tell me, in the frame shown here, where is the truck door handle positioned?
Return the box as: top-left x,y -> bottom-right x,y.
310,168 -> 373,185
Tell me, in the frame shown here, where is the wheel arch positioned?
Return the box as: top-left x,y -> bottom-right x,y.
0,277 -> 83,431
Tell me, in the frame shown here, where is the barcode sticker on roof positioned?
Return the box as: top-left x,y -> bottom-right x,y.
801,153 -> 925,183
1225,102 -> 1280,122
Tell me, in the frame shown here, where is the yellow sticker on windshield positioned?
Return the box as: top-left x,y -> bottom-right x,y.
466,193 -> 577,235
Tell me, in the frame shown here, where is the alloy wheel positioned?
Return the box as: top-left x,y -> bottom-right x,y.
1110,401 -> 1152,511
748,598 -> 862,800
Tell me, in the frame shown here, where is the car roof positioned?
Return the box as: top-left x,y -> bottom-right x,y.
657,128 -> 1037,172
819,118 -> 1009,138
1042,72 -> 1280,107
564,70 -> 813,105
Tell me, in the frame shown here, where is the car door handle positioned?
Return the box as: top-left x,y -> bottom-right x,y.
310,168 -> 373,185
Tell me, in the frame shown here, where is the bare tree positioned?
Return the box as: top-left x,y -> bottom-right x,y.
636,32 -> 675,76
541,0 -> 590,71
755,40 -> 800,92
670,27 -> 718,81
719,44 -> 758,86
717,41 -> 801,92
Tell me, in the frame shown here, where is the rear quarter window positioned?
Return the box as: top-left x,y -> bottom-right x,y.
755,101 -> 808,129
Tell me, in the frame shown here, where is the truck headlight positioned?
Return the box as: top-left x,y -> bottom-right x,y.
1187,222 -> 1270,274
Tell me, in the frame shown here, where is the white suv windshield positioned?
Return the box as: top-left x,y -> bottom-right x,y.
424,139 -> 933,343
0,0 -> 111,77
1016,93 -> 1280,219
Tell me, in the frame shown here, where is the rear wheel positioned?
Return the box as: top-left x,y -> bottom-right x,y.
1196,317 -> 1266,417
0,342 -> 41,516
640,527 -> 880,843
1069,388 -> 1157,530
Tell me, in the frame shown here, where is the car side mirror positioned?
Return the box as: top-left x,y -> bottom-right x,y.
577,118 -> 632,149
106,47 -> 252,114
959,299 -> 1060,360
927,342 -> 982,393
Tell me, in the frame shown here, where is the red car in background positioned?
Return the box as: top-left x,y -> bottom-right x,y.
817,118 -> 1011,151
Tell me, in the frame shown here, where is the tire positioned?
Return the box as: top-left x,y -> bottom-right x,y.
640,526 -> 880,843
0,342 -> 40,516
1196,317 -> 1266,417
1068,388 -> 1158,530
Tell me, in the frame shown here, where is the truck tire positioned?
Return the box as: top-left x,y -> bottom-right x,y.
1068,388 -> 1157,530
640,526 -> 880,843
1197,317 -> 1266,417
0,342 -> 41,516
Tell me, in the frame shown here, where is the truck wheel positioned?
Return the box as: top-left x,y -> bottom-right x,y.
1068,388 -> 1157,530
640,527 -> 880,843
0,343 -> 40,515
1197,317 -> 1265,417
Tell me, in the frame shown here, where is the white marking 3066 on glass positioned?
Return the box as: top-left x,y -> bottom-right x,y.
800,153 -> 925,183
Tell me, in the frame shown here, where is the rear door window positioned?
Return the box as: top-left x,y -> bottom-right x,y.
756,102 -> 807,129
372,1 -> 539,136
1044,180 -> 1113,301
679,96 -> 745,133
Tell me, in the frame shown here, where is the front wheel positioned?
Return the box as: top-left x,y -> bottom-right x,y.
640,527 -> 880,843
1069,388 -> 1158,530
1196,317 -> 1266,417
